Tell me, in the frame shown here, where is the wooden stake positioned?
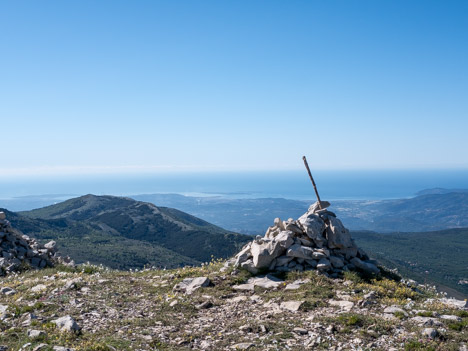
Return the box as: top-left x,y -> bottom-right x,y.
302,156 -> 322,209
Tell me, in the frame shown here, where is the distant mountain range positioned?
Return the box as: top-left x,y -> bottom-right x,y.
132,194 -> 309,235
2,195 -> 249,269
133,189 -> 468,234
2,188 -> 468,234
333,191 -> 468,232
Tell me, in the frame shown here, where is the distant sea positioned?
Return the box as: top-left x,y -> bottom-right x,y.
1,170 -> 468,201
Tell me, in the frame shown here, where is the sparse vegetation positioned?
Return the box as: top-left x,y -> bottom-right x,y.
0,261 -> 465,350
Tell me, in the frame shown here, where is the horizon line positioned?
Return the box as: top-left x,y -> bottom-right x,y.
1,165 -> 468,178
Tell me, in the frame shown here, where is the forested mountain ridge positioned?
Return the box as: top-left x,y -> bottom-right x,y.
1,195 -> 250,269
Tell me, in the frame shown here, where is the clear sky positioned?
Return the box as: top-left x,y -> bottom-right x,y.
0,0 -> 467,176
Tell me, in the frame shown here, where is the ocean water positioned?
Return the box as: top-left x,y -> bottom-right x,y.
1,169 -> 468,200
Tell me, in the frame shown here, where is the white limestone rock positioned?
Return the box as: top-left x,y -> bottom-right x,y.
251,231 -> 294,268
327,217 -> 353,249
240,259 -> 259,275
31,284 -> 47,293
286,244 -> 314,260
312,250 -> 328,259
173,277 -> 211,295
307,201 -> 331,213
298,214 -> 326,246
0,305 -> 9,320
317,258 -> 331,271
439,297 -> 468,310
232,283 -> 255,292
274,217 -> 285,230
422,328 -> 439,339
247,274 -> 283,289
283,220 -> 303,235
44,241 -> 57,251
234,244 -> 252,267
440,315 -> 462,322
27,329 -> 47,339
410,316 -> 444,327
285,279 -> 311,290
280,300 -> 304,312
52,316 -> 81,333
329,300 -> 354,311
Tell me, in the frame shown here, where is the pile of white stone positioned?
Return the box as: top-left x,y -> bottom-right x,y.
0,211 -> 60,275
232,201 -> 380,277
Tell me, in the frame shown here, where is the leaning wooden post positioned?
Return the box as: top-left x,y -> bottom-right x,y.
302,156 -> 323,210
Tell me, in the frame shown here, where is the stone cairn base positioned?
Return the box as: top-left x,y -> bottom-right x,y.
0,211 -> 70,275
231,201 -> 380,277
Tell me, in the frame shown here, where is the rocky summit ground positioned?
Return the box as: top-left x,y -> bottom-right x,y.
0,262 -> 466,351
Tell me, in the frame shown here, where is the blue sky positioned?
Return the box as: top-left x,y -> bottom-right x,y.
0,0 -> 467,176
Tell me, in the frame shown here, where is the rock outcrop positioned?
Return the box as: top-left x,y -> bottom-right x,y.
231,201 -> 379,276
0,211 -> 69,275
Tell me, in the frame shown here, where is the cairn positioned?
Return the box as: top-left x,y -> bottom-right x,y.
0,211 -> 64,275
232,201 -> 380,277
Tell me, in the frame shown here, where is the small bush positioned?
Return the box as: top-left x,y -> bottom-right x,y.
394,311 -> 407,319
448,320 -> 467,331
338,314 -> 363,326
42,321 -> 56,330
82,265 -> 100,274
416,311 -> 433,317
343,271 -> 363,284
404,340 -> 436,351
455,310 -> 468,318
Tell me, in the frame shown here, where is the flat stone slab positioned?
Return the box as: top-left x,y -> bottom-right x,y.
232,283 -> 255,292
233,274 -> 284,292
226,296 -> 249,303
329,300 -> 354,311
285,279 -> 310,290
174,277 -> 211,295
280,300 -> 304,312
409,316 -> 444,327
440,314 -> 462,322
439,298 -> 468,310
31,284 -> 47,293
231,342 -> 255,350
